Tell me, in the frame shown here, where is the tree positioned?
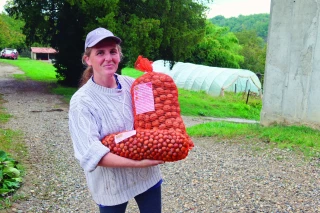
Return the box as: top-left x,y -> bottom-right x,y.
112,0 -> 209,65
210,14 -> 270,41
186,21 -> 243,68
234,30 -> 266,74
0,13 -> 25,50
7,0 -> 213,86
6,0 -> 63,47
53,2 -> 86,86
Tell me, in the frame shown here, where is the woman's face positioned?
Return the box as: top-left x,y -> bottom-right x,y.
85,39 -> 121,79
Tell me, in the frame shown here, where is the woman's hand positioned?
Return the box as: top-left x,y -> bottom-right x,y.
136,159 -> 165,168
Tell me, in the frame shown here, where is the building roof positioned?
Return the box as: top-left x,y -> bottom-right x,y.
31,47 -> 57,54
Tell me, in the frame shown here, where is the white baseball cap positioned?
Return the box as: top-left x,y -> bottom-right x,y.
84,27 -> 122,50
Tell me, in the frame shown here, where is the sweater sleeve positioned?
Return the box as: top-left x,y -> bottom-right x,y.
69,99 -> 110,172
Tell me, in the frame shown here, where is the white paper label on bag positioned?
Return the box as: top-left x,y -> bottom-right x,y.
133,82 -> 155,115
114,130 -> 137,144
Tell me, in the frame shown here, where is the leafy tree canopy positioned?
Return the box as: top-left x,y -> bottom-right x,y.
5,0 -> 63,47
6,0 -> 213,86
209,14 -> 270,41
235,30 -> 266,74
209,14 -> 268,75
0,13 -> 25,50
186,21 -> 243,68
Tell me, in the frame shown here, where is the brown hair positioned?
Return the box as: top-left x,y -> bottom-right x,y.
79,44 -> 123,87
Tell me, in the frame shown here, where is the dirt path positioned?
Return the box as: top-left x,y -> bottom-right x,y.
0,62 -> 319,213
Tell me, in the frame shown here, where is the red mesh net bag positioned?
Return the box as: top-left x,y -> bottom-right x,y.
101,56 -> 194,162
131,56 -> 194,148
101,129 -> 190,161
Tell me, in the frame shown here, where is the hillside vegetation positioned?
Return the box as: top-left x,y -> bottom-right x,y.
209,14 -> 270,41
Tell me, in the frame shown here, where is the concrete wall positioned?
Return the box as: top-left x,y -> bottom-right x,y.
260,0 -> 320,129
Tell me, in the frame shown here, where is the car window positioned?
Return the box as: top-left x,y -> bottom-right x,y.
5,50 -> 14,54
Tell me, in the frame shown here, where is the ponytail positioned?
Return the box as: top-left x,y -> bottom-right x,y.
79,48 -> 93,87
79,66 -> 93,87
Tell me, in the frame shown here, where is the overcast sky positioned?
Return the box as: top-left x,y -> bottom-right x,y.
0,0 -> 7,13
207,0 -> 271,18
0,0 -> 271,18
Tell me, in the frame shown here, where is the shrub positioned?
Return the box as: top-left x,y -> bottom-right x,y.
0,150 -> 22,196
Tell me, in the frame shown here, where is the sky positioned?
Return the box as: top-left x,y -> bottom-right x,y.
207,0 -> 271,18
0,0 -> 8,13
0,0 -> 7,12
0,0 -> 271,17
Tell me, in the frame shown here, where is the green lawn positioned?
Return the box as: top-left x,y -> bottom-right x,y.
186,122 -> 320,158
0,57 -> 57,82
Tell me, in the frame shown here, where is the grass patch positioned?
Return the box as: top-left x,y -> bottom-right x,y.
258,125 -> 320,157
122,67 -> 145,78
0,96 -> 11,124
50,85 -> 78,103
0,94 -> 28,165
187,121 -> 259,138
179,90 -> 261,120
0,129 -> 27,160
0,95 -> 28,209
187,122 -> 320,158
0,133 -> 28,209
0,57 -> 57,82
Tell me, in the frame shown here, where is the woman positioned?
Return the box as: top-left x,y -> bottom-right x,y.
68,27 -> 163,213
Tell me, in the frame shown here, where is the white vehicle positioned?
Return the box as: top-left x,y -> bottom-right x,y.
0,48 -> 19,60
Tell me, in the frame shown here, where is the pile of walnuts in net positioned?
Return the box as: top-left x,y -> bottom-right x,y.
102,56 -> 193,162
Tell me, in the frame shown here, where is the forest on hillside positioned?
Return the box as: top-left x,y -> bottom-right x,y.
208,14 -> 270,75
209,14 -> 270,41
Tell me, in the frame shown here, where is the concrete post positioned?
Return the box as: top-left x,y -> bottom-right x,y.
260,0 -> 320,129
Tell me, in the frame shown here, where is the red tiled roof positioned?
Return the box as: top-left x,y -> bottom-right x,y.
31,47 -> 57,54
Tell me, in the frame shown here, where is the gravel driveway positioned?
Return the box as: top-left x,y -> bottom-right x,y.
0,62 -> 319,213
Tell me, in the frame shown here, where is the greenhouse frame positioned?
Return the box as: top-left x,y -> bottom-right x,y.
152,60 -> 262,97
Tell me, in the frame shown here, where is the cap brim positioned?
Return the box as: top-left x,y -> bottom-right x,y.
87,36 -> 121,49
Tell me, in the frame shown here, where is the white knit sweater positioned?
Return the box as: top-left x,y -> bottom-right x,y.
68,75 -> 162,206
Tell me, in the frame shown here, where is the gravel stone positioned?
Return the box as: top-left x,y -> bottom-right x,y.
0,63 -> 319,212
